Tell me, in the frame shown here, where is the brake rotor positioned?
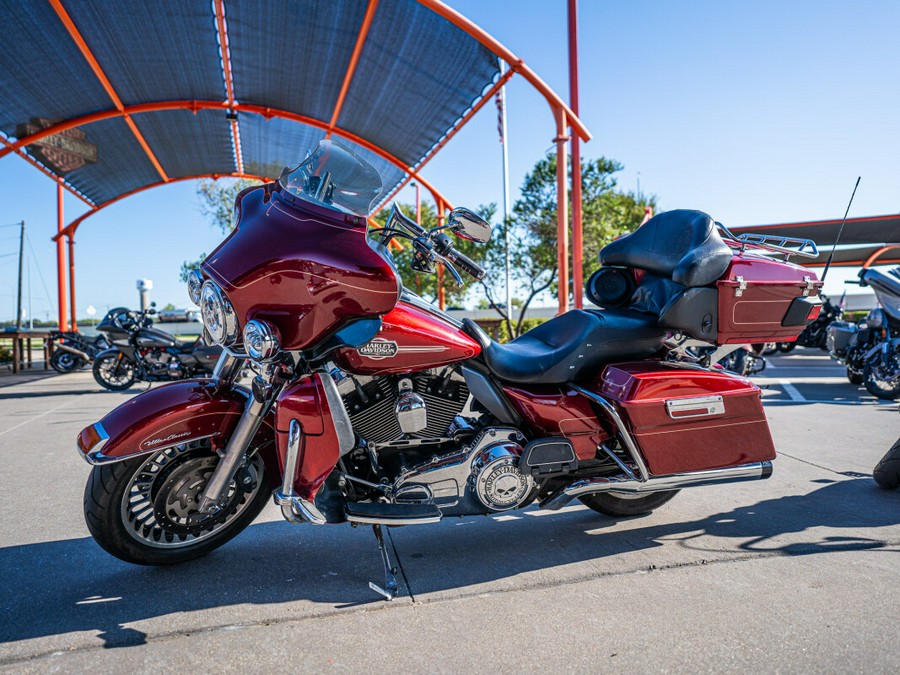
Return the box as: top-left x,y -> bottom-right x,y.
151,456 -> 252,537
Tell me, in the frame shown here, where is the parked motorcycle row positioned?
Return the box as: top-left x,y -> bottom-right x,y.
826,267 -> 900,399
47,305 -> 221,391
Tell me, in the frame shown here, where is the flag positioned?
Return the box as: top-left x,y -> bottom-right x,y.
495,92 -> 504,145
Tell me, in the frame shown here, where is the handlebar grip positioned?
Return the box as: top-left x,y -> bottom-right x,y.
447,249 -> 486,281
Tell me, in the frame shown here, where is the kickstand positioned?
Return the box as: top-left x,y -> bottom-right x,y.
368,524 -> 399,601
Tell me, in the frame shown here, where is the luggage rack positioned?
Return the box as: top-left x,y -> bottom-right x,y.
717,223 -> 819,260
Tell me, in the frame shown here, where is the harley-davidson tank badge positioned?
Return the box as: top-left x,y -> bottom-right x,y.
357,338 -> 399,360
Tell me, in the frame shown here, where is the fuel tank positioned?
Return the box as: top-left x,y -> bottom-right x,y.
332,300 -> 481,375
135,327 -> 177,348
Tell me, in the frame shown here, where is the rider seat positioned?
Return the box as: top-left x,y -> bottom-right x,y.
474,309 -> 667,384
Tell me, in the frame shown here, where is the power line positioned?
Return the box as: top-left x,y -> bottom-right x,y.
25,233 -> 54,310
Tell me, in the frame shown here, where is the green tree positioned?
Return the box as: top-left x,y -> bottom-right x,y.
180,178 -> 261,282
486,152 -> 656,337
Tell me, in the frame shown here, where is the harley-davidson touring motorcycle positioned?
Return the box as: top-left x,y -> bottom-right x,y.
92,305 -> 221,391
76,141 -> 824,599
827,266 -> 900,398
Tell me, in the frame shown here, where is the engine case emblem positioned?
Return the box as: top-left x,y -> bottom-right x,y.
473,445 -> 533,511
357,338 -> 398,359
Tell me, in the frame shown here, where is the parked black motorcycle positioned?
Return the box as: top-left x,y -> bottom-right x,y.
92,305 -> 221,391
47,330 -> 110,373
776,295 -> 843,353
828,267 -> 900,398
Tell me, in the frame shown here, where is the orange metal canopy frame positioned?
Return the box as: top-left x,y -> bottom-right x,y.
2,0 -> 591,330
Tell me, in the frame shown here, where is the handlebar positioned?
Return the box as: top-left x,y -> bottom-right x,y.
445,248 -> 486,281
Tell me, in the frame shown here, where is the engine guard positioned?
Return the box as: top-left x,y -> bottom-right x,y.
76,379 -> 274,465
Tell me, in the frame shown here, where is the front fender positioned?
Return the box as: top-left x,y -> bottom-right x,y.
76,379 -> 273,465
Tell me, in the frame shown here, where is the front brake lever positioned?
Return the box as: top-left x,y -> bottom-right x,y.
436,255 -> 463,288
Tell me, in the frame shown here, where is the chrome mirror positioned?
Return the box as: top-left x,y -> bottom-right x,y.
448,207 -> 491,243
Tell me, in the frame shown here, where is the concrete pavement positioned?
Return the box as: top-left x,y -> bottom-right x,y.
0,352 -> 898,672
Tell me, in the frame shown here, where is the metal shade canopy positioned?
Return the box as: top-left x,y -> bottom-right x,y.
0,0 -> 590,329
732,215 -> 900,267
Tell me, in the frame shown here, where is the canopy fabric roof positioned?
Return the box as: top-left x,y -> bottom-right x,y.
0,0 -> 514,214
731,214 -> 900,267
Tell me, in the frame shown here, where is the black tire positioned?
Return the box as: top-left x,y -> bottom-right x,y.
863,361 -> 900,400
579,490 -> 679,517
778,342 -> 796,353
873,439 -> 900,490
847,367 -> 864,385
83,440 -> 271,565
93,352 -> 137,391
50,350 -> 85,373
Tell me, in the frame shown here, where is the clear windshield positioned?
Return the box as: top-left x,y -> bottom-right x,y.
279,140 -> 383,217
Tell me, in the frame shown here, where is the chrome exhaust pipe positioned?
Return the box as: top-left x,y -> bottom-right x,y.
55,342 -> 91,361
539,461 -> 773,511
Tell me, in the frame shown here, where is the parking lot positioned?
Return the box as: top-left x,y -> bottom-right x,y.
1,352 -> 898,673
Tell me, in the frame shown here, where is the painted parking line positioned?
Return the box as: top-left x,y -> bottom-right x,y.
778,379 -> 806,402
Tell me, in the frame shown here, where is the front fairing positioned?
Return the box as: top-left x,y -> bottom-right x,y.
202,185 -> 400,351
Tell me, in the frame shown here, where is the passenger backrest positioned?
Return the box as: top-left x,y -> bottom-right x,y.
600,210 -> 732,288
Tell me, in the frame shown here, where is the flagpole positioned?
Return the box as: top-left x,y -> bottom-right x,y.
499,61 -> 512,318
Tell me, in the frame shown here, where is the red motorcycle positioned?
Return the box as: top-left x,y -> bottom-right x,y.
76,141 -> 823,599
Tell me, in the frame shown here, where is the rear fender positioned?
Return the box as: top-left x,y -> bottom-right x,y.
76,379 -> 274,465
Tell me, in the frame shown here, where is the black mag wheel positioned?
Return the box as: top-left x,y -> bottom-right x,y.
863,359 -> 900,400
50,349 -> 84,373
83,439 -> 271,565
92,352 -> 137,391
873,439 -> 900,490
579,490 -> 679,517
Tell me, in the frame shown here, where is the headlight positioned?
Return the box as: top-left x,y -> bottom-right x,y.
200,280 -> 238,345
187,269 -> 204,305
243,320 -> 280,361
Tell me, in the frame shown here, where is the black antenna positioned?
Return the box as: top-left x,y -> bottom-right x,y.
821,176 -> 860,281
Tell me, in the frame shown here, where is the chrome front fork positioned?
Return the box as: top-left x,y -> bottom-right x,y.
273,419 -> 327,525
198,353 -> 272,513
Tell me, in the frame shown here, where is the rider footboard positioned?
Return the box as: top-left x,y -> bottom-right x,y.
596,362 -> 776,475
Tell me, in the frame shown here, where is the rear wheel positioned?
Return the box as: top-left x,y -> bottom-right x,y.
863,359 -> 900,399
847,367 -> 864,385
50,350 -> 85,373
777,342 -> 796,353
873,439 -> 900,490
579,490 -> 679,517
93,352 -> 137,391
83,439 -> 271,565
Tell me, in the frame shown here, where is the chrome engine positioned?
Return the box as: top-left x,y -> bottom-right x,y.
333,368 -> 470,447
393,427 -> 534,516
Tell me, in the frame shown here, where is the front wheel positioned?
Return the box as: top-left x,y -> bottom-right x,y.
847,367 -> 864,385
863,359 -> 900,400
873,439 -> 900,490
93,351 -> 137,391
83,440 -> 271,565
579,490 -> 679,517
777,342 -> 796,353
50,349 -> 85,373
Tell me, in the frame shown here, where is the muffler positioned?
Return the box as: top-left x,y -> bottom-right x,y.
56,343 -> 91,361
539,460 -> 773,511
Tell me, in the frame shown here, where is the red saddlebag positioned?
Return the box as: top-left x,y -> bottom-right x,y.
597,361 -> 775,475
715,253 -> 823,344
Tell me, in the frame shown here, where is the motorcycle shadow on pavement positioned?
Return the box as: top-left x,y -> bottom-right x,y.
0,479 -> 897,651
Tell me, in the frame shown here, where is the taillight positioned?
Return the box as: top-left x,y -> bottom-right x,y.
806,305 -> 822,321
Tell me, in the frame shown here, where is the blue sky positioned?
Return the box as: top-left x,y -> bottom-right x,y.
1,0 -> 898,321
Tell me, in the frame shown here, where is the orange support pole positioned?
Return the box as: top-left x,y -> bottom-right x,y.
56,181 -> 68,329
555,108 -> 570,315
67,235 -> 76,331
437,198 -> 446,310
568,0 -> 583,309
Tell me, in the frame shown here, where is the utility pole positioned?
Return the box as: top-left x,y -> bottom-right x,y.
15,220 -> 24,330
